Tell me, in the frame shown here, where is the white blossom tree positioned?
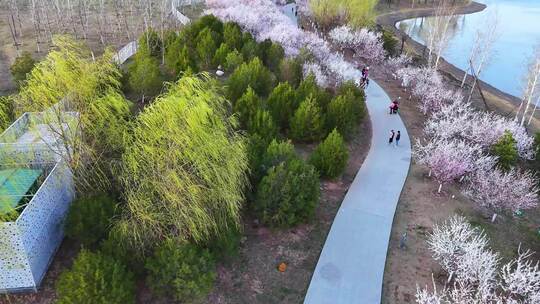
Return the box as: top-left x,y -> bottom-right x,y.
418,216 -> 540,303
329,25 -> 386,64
303,62 -> 328,87
384,54 -> 412,78
205,0 -> 364,85
500,248 -> 540,302
426,215 -> 498,301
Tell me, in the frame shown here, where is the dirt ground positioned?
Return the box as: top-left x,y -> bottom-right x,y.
0,115 -> 371,304
0,4 -> 171,96
368,1 -> 540,302
375,0 -> 472,15
206,117 -> 372,304
371,43 -> 540,304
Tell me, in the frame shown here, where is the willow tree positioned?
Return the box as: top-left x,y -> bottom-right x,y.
14,35 -> 129,192
309,0 -> 377,29
117,74 -> 249,250
0,96 -> 14,132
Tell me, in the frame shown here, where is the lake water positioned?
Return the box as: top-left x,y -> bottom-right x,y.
396,0 -> 540,98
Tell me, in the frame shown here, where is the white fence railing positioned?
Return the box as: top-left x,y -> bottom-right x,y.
113,41 -> 139,65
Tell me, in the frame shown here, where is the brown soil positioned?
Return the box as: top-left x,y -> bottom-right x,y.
375,0 -> 473,15
0,86 -> 372,304
0,5 -> 167,96
370,3 -> 540,302
207,118 -> 372,304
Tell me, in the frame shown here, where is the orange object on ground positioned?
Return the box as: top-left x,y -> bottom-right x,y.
278,262 -> 287,272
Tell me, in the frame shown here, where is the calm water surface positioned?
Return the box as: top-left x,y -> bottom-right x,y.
397,0 -> 540,97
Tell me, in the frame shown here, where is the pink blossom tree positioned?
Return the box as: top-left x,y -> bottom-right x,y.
424,100 -> 535,159
395,66 -> 459,114
414,139 -> 484,192
423,98 -> 475,140
463,168 -> 539,213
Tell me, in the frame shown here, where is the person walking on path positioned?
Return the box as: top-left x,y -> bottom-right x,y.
388,130 -> 395,145
399,232 -> 408,249
395,131 -> 401,146
361,66 -> 369,79
360,66 -> 370,88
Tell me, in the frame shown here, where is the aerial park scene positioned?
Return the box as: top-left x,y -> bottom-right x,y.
0,0 -> 539,303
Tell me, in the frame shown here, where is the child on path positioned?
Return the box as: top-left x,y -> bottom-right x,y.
389,130 -> 395,145
395,131 -> 401,146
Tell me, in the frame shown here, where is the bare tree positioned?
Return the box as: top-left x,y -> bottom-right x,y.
424,0 -> 457,69
3,0 -> 163,56
38,0 -> 55,44
52,0 -> 67,33
527,95 -> 540,126
462,12 -> 499,103
516,45 -> 540,126
158,0 -> 171,64
6,0 -> 22,54
95,0 -> 107,45
77,0 -> 90,40
30,0 -> 44,53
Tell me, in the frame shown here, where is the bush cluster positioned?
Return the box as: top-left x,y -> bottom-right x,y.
65,194 -> 117,247
10,52 -> 36,86
145,238 -> 217,302
382,30 -> 399,57
55,14 -> 372,302
255,157 -> 320,227
227,57 -> 275,102
55,250 -> 135,304
491,130 -> 518,170
310,129 -> 349,179
290,96 -> 325,142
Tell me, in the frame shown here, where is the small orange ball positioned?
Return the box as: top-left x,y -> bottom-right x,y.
278,262 -> 287,272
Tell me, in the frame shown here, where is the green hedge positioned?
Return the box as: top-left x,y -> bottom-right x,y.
145,239 -> 216,302
56,250 -> 135,304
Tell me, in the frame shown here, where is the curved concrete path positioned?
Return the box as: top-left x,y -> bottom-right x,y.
304,80 -> 411,304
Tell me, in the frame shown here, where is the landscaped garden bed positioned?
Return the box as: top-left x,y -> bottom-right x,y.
2,0 -> 540,303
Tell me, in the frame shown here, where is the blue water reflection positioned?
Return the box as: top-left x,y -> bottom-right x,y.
397,0 -> 540,97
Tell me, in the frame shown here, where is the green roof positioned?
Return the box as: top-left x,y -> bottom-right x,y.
0,168 -> 43,213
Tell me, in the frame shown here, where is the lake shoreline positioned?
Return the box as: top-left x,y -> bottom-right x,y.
376,1 -> 524,108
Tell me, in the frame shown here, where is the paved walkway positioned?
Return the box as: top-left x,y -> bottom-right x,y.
304,80 -> 411,304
